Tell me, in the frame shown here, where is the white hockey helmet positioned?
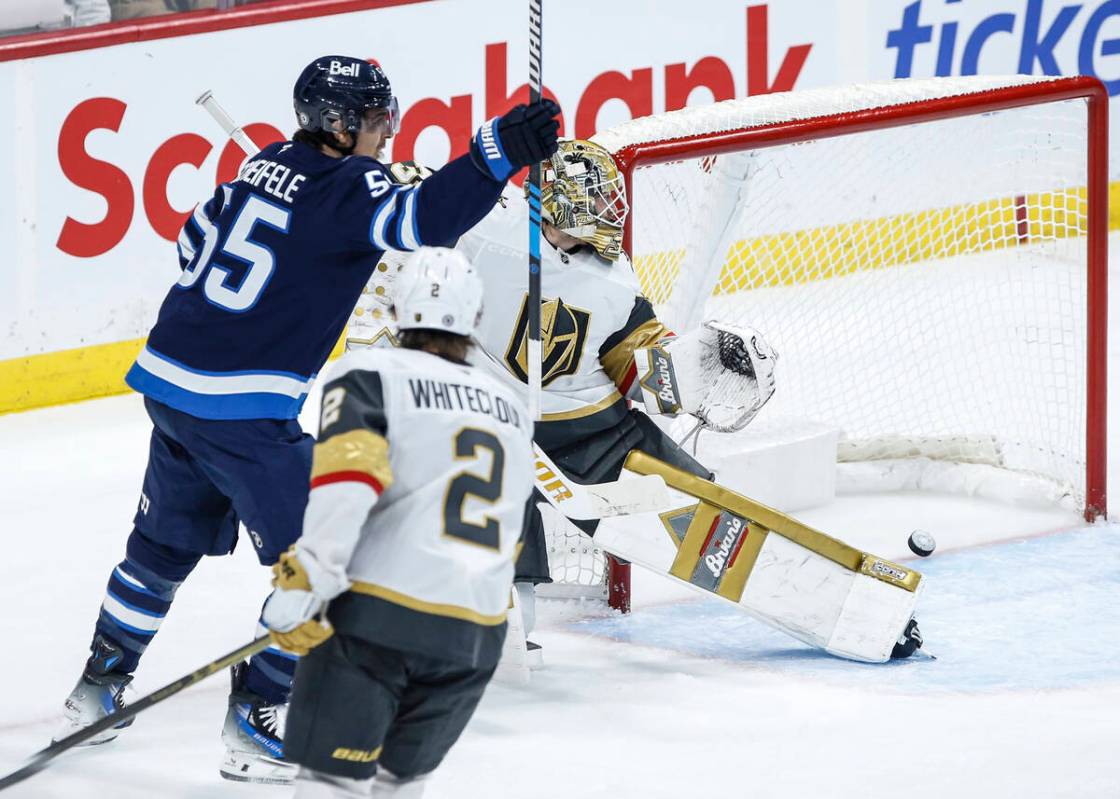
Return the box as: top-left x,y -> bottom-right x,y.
392,246 -> 483,336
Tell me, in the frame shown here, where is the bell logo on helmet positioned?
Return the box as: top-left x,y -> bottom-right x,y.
328,60 -> 360,78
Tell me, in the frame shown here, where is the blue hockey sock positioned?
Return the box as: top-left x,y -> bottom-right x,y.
91,528 -> 201,674
243,618 -> 298,705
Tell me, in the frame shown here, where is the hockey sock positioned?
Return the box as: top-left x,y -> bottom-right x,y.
91,528 -> 201,674
244,612 -> 298,705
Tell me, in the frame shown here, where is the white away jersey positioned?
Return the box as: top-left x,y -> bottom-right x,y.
298,346 -> 534,666
349,188 -> 671,446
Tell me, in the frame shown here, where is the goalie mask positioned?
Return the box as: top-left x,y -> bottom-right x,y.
541,140 -> 629,262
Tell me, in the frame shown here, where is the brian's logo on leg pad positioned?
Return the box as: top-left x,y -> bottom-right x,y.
704,516 -> 743,579
693,512 -> 749,591
331,746 -> 381,763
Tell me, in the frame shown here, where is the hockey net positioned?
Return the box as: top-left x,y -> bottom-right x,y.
542,75 -> 1108,611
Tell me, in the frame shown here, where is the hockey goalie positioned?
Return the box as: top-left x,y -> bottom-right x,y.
347,140 -> 924,665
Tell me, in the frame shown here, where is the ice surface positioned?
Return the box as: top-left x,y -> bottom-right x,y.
2,237 -> 1120,798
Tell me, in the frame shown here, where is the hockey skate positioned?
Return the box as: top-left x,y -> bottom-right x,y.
219,662 -> 296,785
54,635 -> 135,746
890,618 -> 924,660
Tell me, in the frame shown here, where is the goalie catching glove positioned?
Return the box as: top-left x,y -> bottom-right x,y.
633,321 -> 778,432
262,547 -> 350,655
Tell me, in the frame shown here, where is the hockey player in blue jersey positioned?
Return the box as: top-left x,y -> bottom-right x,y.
54,54 -> 560,784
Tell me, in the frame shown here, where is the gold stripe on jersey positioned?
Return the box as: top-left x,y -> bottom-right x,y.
311,429 -> 394,491
350,581 -> 508,626
540,390 -> 624,422
600,318 -> 672,387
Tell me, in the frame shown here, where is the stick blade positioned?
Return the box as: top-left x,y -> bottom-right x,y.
584,474 -> 668,518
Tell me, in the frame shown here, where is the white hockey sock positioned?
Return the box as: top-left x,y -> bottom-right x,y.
292,768 -> 373,799
371,769 -> 429,798
514,581 -> 536,637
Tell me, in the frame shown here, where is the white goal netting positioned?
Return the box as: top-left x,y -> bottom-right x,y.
544,76 -> 1106,603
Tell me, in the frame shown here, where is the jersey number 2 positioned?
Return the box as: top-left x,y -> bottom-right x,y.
444,429 -> 505,550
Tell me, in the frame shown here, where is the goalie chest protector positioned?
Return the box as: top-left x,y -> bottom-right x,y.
457,192 -> 645,435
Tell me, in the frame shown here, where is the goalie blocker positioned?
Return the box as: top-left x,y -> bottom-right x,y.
597,452 -> 923,663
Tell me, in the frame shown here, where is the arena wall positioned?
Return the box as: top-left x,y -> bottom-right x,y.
2,0 -> 1118,412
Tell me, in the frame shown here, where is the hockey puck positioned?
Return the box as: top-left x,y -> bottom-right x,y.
907,530 -> 937,557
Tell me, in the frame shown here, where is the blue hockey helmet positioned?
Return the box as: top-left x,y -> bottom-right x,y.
293,56 -> 400,136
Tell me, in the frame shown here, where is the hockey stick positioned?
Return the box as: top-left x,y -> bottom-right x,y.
533,443 -> 668,519
196,90 -> 257,156
0,636 -> 271,792
526,0 -> 544,421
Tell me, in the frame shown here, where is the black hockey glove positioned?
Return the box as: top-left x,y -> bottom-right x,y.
470,100 -> 561,181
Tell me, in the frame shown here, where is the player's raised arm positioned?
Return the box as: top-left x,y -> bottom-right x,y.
289,56 -> 559,256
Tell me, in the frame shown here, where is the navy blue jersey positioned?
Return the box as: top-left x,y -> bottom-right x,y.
126,141 -> 503,420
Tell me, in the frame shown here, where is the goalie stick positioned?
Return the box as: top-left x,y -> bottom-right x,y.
198,91 -> 666,522
525,0 -> 544,421
0,636 -> 271,792
533,443 -> 668,520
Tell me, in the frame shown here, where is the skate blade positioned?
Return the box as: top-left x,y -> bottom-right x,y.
220,750 -> 296,785
526,642 -> 544,671
52,721 -> 122,747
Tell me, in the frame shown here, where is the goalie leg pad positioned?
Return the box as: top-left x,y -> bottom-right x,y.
594,452 -> 923,663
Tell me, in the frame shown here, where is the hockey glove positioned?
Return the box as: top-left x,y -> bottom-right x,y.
632,322 -> 778,432
262,548 -> 339,656
470,100 -> 561,181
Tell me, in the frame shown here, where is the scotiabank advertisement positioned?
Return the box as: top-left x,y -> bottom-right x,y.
1,0 -> 1118,404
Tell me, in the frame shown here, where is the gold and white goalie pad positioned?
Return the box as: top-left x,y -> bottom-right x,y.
595,452 -> 922,663
633,321 -> 777,432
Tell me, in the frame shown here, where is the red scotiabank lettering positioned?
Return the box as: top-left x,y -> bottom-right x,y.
55,3 -> 810,256
57,98 -> 285,255
746,4 -> 812,95
665,57 -> 736,111
143,132 -> 210,242
57,97 -> 134,258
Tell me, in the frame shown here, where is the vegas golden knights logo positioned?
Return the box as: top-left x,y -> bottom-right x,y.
504,295 -> 591,386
